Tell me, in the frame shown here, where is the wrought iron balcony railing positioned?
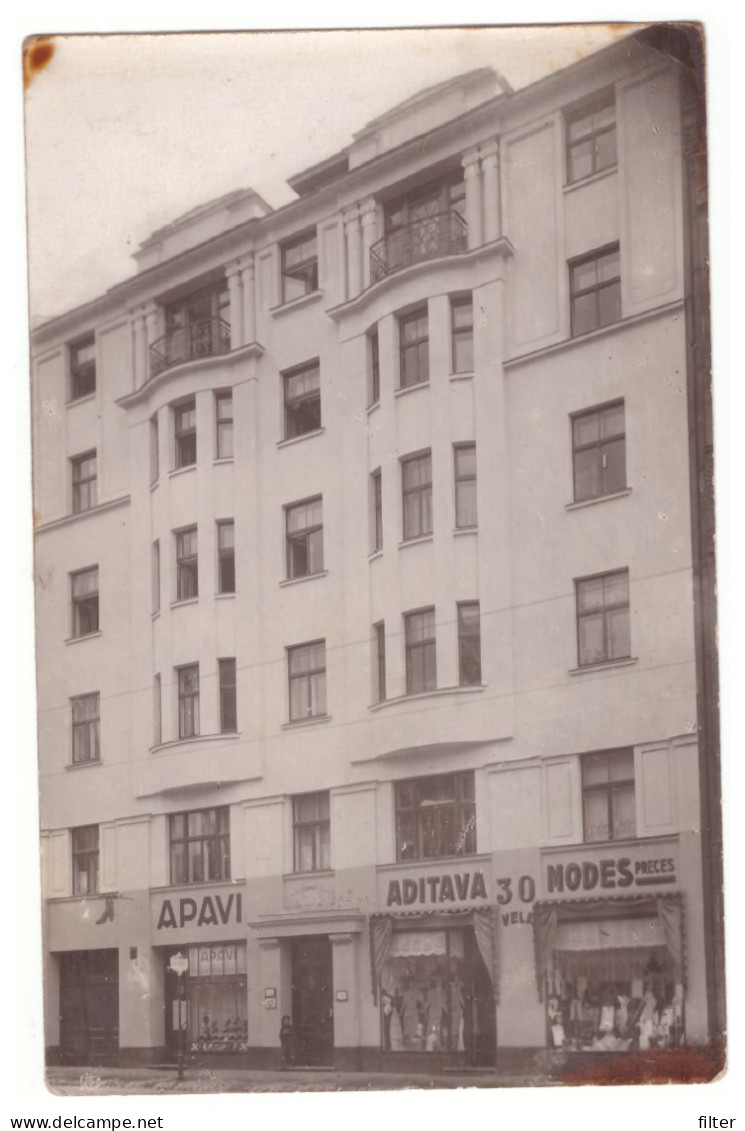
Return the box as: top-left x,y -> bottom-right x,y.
149,317 -> 231,378
369,210 -> 468,284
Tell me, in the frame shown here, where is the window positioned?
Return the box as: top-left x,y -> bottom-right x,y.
454,443 -> 477,528
217,521 -> 235,594
177,664 -> 200,738
169,807 -> 230,885
71,693 -> 100,764
281,230 -> 318,303
571,401 -> 626,502
369,328 -> 380,405
285,497 -> 323,579
399,307 -> 429,388
153,674 -> 161,746
71,567 -> 99,638
152,540 -> 160,613
570,245 -> 621,337
405,608 -> 436,695
395,771 -> 475,861
566,92 -> 617,184
164,943 -> 247,1052
401,451 -> 432,541
154,285 -> 230,376
69,335 -> 96,400
283,361 -> 321,440
71,451 -> 97,514
576,569 -> 630,667
371,469 -> 383,553
219,658 -> 237,733
174,399 -> 197,469
451,296 -> 474,373
374,621 -> 386,703
288,640 -> 326,721
176,527 -> 198,601
293,792 -> 330,873
150,414 -> 159,483
72,825 -> 99,894
457,602 -> 482,686
582,748 -> 636,842
373,175 -> 467,280
215,391 -> 233,459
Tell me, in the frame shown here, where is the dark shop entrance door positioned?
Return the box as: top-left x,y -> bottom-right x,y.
59,949 -> 119,1064
290,935 -> 334,1065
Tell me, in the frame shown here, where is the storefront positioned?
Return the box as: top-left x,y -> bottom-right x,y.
532,893 -> 686,1054
58,948 -> 119,1064
163,942 -> 248,1055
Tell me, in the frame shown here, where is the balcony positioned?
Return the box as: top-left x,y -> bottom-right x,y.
370,210 -> 467,284
149,317 -> 231,378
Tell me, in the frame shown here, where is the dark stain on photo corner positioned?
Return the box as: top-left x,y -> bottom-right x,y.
23,37 -> 55,89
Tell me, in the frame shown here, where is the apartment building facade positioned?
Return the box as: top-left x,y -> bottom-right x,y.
32,31 -> 717,1076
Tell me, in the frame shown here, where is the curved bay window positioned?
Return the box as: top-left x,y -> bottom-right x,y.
165,943 -> 247,1054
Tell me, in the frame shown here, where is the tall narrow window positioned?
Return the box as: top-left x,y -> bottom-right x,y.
219,658 -> 237,733
288,640 -> 326,721
371,469 -> 383,553
281,230 -> 318,303
176,527 -> 198,601
401,451 -> 432,541
72,825 -> 99,894
169,808 -> 230,885
177,664 -> 200,738
454,443 -> 477,528
374,621 -> 386,703
283,361 -> 321,440
217,521 -> 235,593
293,792 -> 331,873
153,674 -> 162,746
457,602 -> 482,686
69,335 -> 96,401
575,569 -> 630,667
405,608 -> 436,694
152,540 -> 160,614
71,451 -> 97,514
71,566 -> 99,638
451,296 -> 474,373
174,398 -> 197,469
285,497 -> 324,579
150,414 -> 159,483
369,328 -> 380,405
71,693 -> 100,764
399,307 -> 429,388
571,401 -> 626,502
566,92 -> 617,184
569,245 -> 621,337
582,749 -> 635,842
215,391 -> 233,459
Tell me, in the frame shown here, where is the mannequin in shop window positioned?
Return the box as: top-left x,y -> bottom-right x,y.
425,978 -> 446,1051
448,972 -> 466,1052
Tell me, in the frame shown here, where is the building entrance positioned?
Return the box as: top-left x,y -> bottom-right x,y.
58,949 -> 119,1064
290,935 -> 334,1065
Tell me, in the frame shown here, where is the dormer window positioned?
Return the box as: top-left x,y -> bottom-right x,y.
150,283 -> 231,377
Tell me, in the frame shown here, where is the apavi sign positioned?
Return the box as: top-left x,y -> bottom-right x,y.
156,891 -> 243,930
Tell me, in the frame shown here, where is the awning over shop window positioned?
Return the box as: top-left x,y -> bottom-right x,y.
531,893 -> 685,1001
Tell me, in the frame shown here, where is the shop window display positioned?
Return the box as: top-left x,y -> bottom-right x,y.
166,943 -> 247,1053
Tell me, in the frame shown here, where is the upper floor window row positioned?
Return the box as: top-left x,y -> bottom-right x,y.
170,390 -> 232,472
368,295 -> 473,404
565,90 -> 617,185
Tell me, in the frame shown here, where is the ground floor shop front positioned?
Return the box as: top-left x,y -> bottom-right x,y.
43,833 -> 713,1074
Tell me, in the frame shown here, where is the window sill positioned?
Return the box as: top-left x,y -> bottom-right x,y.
563,165 -> 618,195
169,464 -> 197,479
283,869 -> 335,881
453,525 -> 478,536
369,684 -> 486,712
66,392 -> 97,408
149,731 -> 241,754
367,400 -> 381,415
280,570 -> 328,588
398,534 -> 433,550
65,631 -> 102,646
282,714 -> 331,731
277,427 -> 325,450
449,371 -> 475,383
213,457 -> 234,467
215,591 -> 236,600
395,380 -> 430,400
65,759 -> 102,771
368,549 -> 383,563
566,488 -> 631,511
569,656 -> 638,676
270,289 -> 324,317
170,597 -> 199,610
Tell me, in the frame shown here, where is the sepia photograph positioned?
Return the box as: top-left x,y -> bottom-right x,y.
22,19 -> 726,1100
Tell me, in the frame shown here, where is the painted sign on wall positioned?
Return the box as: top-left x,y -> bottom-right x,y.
156,891 -> 243,930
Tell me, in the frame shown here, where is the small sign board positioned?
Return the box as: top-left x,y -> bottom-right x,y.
169,952 -> 189,976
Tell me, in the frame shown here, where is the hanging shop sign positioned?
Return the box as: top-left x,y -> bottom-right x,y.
156,891 -> 243,930
544,848 -> 678,896
385,870 -> 488,907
